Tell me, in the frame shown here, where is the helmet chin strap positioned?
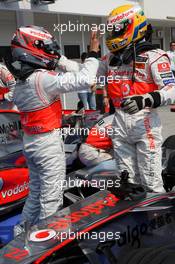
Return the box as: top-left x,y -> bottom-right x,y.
109,42 -> 135,67
110,40 -> 157,67
47,59 -> 58,70
132,42 -> 136,83
112,42 -> 136,83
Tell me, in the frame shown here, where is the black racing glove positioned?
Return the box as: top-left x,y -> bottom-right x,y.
121,91 -> 162,114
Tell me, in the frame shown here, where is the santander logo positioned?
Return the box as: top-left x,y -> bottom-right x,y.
1,182 -> 29,199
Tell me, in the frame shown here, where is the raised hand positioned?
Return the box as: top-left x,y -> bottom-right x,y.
89,30 -> 100,53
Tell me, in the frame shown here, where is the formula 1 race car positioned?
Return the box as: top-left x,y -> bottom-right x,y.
0,110 -> 29,247
0,169 -> 175,264
0,109 -> 103,246
0,110 -> 175,264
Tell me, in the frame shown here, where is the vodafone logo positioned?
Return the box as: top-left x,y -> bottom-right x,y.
109,9 -> 134,24
21,27 -> 51,40
30,30 -> 51,39
158,62 -> 170,72
1,182 -> 29,199
162,63 -> 168,68
29,229 -> 56,242
121,83 -> 131,96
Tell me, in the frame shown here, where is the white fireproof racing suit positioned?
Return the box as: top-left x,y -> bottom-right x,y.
58,49 -> 175,192
98,49 -> 175,192
14,57 -> 99,225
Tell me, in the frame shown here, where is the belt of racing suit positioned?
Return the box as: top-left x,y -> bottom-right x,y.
108,81 -> 158,108
20,99 -> 62,135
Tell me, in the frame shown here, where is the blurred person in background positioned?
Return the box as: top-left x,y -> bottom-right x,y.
77,52 -> 96,110
167,41 -> 175,76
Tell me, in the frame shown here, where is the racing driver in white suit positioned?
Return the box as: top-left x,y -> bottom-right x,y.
7,25 -> 99,230
58,4 -> 175,193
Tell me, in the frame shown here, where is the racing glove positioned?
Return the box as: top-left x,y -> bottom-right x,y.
121,91 -> 161,114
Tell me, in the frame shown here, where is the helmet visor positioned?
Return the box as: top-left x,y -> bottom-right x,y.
43,38 -> 60,56
106,19 -> 131,40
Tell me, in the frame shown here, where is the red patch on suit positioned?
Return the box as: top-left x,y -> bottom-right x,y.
135,62 -> 146,69
158,62 -> 170,72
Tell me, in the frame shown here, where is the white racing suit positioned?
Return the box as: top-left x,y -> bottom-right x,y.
98,49 -> 175,192
14,57 -> 99,225
0,63 -> 16,109
78,114 -> 114,167
58,50 -> 175,192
